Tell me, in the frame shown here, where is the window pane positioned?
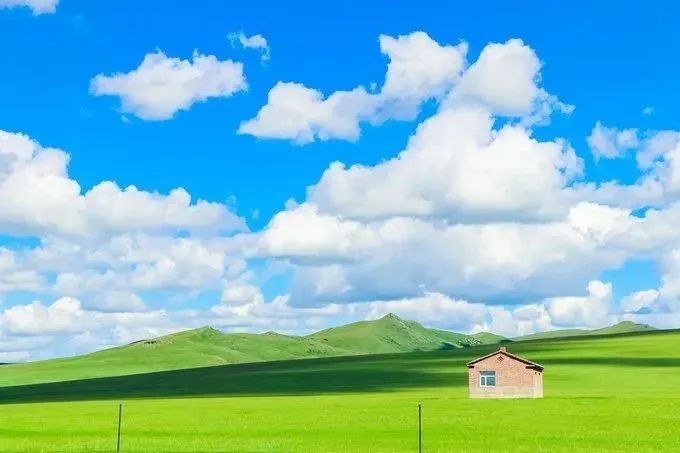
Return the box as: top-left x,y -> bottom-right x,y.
480,371 -> 496,387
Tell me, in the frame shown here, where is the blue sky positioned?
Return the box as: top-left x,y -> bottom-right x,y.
0,0 -> 679,361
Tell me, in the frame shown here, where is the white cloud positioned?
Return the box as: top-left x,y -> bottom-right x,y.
239,31 -> 467,143
308,106 -> 581,222
91,51 -> 247,120
83,291 -> 147,313
130,238 -> 227,290
0,296 -> 181,360
238,82 -> 377,143
471,305 -> 552,338
229,32 -> 271,61
636,130 -> 680,169
364,292 -> 487,332
361,280 -> 618,337
642,106 -> 654,116
377,31 -> 467,117
240,34 -> 572,144
583,130 -> 680,208
0,0 -> 57,14
248,37 -> 669,316
0,130 -> 246,237
544,280 -> 614,328
587,122 -> 639,160
1,297 -> 92,336
452,39 -> 543,117
620,289 -> 659,313
46,234 -> 246,296
637,250 -> 680,314
212,294 -> 350,334
221,282 -> 265,306
258,201 -> 631,306
0,247 -> 43,293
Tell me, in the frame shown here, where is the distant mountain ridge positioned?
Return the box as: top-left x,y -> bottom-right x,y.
512,321 -> 656,342
0,315 -> 656,387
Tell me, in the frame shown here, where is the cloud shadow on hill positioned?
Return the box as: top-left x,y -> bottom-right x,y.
0,352 -> 469,404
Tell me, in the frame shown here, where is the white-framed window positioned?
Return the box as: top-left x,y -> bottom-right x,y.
480,371 -> 496,387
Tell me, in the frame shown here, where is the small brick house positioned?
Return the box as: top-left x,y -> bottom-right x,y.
467,347 -> 544,398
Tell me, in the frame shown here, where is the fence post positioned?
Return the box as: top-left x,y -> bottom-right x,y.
418,403 -> 422,453
117,403 -> 123,452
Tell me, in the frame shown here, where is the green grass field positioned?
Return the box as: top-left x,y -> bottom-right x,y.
2,329 -> 680,452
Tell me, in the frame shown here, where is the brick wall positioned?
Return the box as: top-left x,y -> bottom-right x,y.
468,351 -> 543,399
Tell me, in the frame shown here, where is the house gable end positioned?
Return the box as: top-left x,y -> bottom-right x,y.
467,348 -> 544,371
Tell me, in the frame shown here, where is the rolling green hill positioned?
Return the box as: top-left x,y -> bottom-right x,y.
513,320 -> 656,342
0,326 -> 346,387
308,313 -> 476,353
468,331 -> 507,345
0,314 -> 491,387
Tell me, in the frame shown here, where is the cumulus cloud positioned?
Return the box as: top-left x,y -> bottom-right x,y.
583,130 -> 680,209
221,282 -> 265,306
364,292 -> 487,332
308,106 -> 582,222
636,130 -> 680,170
239,31 -> 467,143
239,33 -> 572,144
0,0 -> 57,14
258,202 -> 631,306
587,122 -> 639,160
0,247 -> 44,293
229,32 -> 270,61
210,292 -> 344,333
247,34 -> 671,321
238,83 -> 377,143
46,233 -> 246,297
0,130 -> 245,236
452,39 -> 549,117
0,296 -> 181,359
544,280 -> 614,328
377,31 -> 467,117
2,297 -> 96,336
362,280 -> 618,336
620,289 -> 659,313
84,291 -> 147,313
130,238 -> 228,290
91,51 -> 247,120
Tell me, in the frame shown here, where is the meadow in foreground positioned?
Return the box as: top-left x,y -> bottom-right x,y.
2,330 -> 680,452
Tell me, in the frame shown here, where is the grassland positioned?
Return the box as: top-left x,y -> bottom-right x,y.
2,328 -> 680,452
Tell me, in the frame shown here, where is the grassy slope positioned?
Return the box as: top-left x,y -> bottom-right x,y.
307,313 -> 473,353
0,327 -> 347,387
2,329 -> 680,452
0,314 -> 488,387
513,320 -> 656,341
470,331 -> 507,344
